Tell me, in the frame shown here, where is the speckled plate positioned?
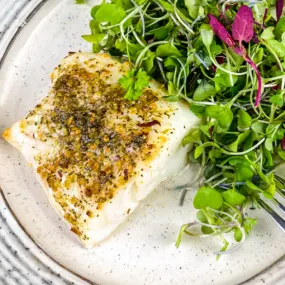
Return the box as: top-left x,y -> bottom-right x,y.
0,1 -> 284,285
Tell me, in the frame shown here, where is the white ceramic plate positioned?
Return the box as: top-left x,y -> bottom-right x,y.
0,1 -> 284,284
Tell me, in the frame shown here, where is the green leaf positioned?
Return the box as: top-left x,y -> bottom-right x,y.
148,22 -> 173,40
193,186 -> 223,210
89,19 -> 101,34
222,189 -> 246,206
82,34 -> 105,43
266,39 -> 285,58
269,93 -> 284,107
95,4 -> 126,25
185,0 -> 201,19
228,130 -> 250,152
201,225 -> 214,234
278,148 -> 285,160
164,57 -> 178,70
197,210 -> 208,223
263,146 -> 273,167
193,80 -> 216,101
237,109 -> 252,130
115,38 -> 126,52
158,0 -> 174,12
274,16 -> 285,40
214,64 -> 238,89
251,121 -> 266,134
243,218 -> 256,235
199,124 -> 211,138
142,51 -> 156,73
182,129 -> 201,146
206,105 -> 233,129
201,29 -> 214,49
261,27 -> 275,40
156,42 -> 182,57
234,227 -> 243,242
119,68 -> 150,100
190,104 -> 206,117
76,0 -> 86,4
246,180 -> 263,193
265,137 -> 273,151
194,142 -> 220,159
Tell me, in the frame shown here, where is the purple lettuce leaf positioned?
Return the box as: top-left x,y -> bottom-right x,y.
232,5 -> 254,46
208,14 -> 235,47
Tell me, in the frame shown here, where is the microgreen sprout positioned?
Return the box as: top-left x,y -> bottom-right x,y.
83,0 -> 285,257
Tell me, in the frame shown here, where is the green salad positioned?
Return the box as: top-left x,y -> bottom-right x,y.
81,0 -> 285,257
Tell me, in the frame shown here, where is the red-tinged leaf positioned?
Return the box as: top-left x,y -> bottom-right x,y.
208,14 -> 235,47
245,56 -> 262,107
276,0 -> 284,22
232,5 -> 254,45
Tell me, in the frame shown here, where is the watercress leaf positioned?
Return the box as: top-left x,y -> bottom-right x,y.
206,105 -> 233,129
76,0 -> 86,4
265,137 -> 273,151
148,22 -> 173,40
193,80 -> 216,101
251,121 -> 266,134
197,210 -> 208,223
232,5 -> 254,44
277,148 -> 285,160
115,38 -> 126,52
82,34 -> 105,44
142,51 -> 156,73
222,189 -> 246,206
261,26 -> 275,40
266,39 -> 285,58
89,19 -> 101,34
210,42 -> 223,56
164,57 -> 178,70
182,129 -> 201,146
201,225 -> 214,234
243,218 -> 256,235
156,42 -> 182,57
201,29 -> 213,50
237,109 -> 252,130
190,104 -> 206,117
234,227 -> 242,242
158,0 -> 174,12
275,16 -> 285,39
265,173 -> 276,196
185,0 -> 201,19
228,130 -> 251,152
246,180 -> 263,192
95,4 -> 126,25
193,186 -> 223,210
269,93 -> 284,107
214,65 -> 238,89
194,142 -> 220,158
263,146 -> 273,167
199,124 -> 211,138
236,163 -> 254,182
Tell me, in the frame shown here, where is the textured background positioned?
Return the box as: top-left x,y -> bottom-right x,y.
0,1 -> 284,284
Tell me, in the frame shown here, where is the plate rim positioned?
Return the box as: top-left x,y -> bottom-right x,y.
0,1 -> 284,284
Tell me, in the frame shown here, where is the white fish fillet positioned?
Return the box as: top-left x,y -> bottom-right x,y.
3,52 -> 199,247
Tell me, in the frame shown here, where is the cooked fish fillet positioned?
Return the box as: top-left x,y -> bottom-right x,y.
3,52 -> 199,247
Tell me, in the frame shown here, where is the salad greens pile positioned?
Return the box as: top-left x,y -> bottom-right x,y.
83,0 -> 285,256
